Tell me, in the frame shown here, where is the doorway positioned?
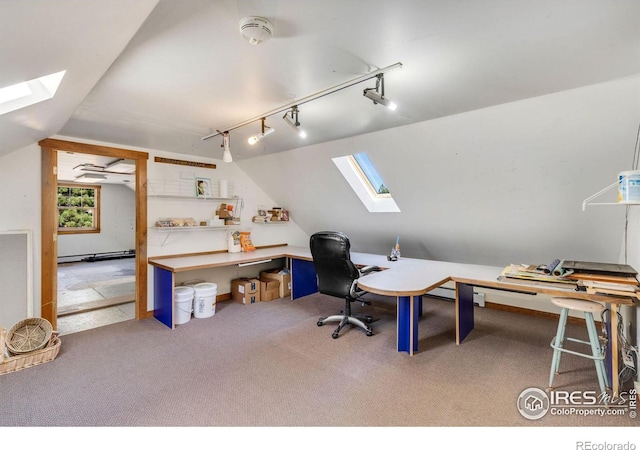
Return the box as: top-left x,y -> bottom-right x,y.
39,139 -> 149,331
57,257 -> 136,334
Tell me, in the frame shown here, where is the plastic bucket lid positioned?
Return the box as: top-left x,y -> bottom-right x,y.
175,286 -> 195,300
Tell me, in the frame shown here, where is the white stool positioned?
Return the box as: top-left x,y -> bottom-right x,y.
549,297 -> 609,393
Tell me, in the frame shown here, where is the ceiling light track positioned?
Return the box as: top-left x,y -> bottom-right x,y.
201,62 -> 402,142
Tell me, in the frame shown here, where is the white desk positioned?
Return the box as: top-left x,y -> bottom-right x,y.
356,256 -> 635,395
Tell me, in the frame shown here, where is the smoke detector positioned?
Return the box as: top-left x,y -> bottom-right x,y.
239,16 -> 273,45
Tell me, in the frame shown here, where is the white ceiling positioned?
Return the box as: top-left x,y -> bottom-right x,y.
2,0 -> 639,167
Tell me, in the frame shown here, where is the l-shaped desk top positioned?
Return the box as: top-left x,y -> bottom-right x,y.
148,244 -> 635,306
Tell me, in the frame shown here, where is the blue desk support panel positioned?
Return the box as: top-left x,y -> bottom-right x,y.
154,266 -> 174,328
397,295 -> 420,354
456,282 -> 475,344
291,258 -> 318,300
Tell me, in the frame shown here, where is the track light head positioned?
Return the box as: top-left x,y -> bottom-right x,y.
221,132 -> 232,162
248,118 -> 275,145
363,90 -> 397,110
363,73 -> 397,110
282,106 -> 307,138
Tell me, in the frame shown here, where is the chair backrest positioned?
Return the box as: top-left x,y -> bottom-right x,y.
309,231 -> 361,299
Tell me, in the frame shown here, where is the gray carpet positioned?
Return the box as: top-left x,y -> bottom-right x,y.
1,293 -> 637,436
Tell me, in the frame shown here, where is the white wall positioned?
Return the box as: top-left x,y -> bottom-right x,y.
146,148 -> 308,257
57,183 -> 136,258
145,147 -> 308,310
238,76 -> 640,268
0,143 -> 42,322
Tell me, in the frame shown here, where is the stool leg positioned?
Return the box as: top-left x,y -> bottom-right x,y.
585,312 -> 609,393
549,307 -> 568,389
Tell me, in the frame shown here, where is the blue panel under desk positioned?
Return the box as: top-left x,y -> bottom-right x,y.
154,266 -> 174,328
291,258 -> 318,300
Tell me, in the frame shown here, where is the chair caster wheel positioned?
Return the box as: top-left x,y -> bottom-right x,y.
332,332 -> 339,339
317,321 -> 323,327
366,330 -> 373,336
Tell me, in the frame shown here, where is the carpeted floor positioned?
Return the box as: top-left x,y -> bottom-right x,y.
1,292 -> 637,442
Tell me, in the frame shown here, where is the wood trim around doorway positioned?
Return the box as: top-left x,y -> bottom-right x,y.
39,138 -> 150,330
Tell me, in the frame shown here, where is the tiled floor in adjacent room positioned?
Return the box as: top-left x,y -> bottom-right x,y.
56,258 -> 136,335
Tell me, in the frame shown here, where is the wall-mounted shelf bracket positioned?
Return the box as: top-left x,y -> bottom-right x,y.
582,175 -> 640,211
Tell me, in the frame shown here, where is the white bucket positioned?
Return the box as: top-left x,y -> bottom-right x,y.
618,170 -> 640,203
193,282 -> 217,319
174,286 -> 195,325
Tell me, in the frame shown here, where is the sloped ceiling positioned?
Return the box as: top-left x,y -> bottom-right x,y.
0,0 -> 159,157
2,0 -> 639,162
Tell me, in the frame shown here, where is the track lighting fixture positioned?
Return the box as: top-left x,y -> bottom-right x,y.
201,62 -> 402,143
247,118 -> 275,145
282,106 -> 307,138
363,73 -> 397,110
221,131 -> 232,163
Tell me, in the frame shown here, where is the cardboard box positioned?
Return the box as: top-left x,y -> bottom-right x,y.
260,269 -> 291,298
231,278 -> 260,304
260,278 -> 280,302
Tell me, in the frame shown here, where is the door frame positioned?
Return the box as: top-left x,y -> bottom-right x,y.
39,138 -> 149,329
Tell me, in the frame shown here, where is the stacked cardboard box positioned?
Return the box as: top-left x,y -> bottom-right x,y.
231,278 -> 260,305
260,277 -> 280,302
259,268 -> 291,299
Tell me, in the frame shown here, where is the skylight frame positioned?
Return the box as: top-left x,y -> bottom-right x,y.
332,153 -> 400,213
350,153 -> 391,199
0,70 -> 66,116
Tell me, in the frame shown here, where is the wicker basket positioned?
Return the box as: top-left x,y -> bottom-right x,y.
6,317 -> 53,354
0,327 -> 61,376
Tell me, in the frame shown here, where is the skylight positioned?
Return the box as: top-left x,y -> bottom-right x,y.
352,153 -> 390,196
0,82 -> 31,104
0,70 -> 66,116
332,153 -> 400,213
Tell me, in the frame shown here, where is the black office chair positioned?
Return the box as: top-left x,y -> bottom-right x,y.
310,231 -> 380,339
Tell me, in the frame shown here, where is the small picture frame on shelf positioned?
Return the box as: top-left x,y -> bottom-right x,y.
195,177 -> 212,198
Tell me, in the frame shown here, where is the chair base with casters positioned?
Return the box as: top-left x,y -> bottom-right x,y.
548,297 -> 609,394
317,295 -> 374,339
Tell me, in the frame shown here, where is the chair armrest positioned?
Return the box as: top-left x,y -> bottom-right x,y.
358,265 -> 381,276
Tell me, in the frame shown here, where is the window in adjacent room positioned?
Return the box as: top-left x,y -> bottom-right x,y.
57,184 -> 101,234
332,153 -> 400,212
